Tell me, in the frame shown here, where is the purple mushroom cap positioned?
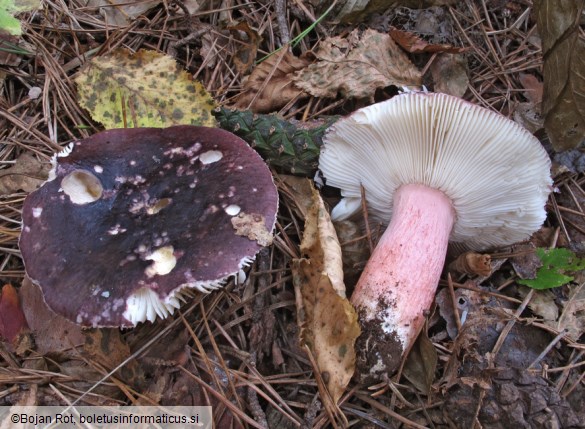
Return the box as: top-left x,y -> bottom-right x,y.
19,126 -> 278,327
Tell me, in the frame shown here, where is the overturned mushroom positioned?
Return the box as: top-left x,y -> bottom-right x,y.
319,92 -> 552,379
19,126 -> 278,327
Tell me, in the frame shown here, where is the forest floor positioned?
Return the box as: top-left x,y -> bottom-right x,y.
1,0 -> 584,428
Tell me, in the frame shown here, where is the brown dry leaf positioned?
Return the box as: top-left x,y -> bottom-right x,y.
294,29 -> 421,100
228,21 -> 261,75
510,243 -> 541,280
550,282 -> 585,341
85,0 -> 160,26
0,152 -> 49,195
402,331 -> 437,394
430,53 -> 469,97
519,73 -> 544,104
19,277 -> 85,355
84,328 -> 145,388
389,27 -> 468,54
329,0 -> 457,23
535,0 -> 585,150
277,175 -> 314,219
518,286 -> 559,322
291,184 -> 360,405
234,50 -> 310,113
0,284 -> 28,343
513,74 -> 545,133
514,102 -> 544,134
334,219 -> 369,287
448,251 -> 491,277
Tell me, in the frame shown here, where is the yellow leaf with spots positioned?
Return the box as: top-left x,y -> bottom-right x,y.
292,181 -> 359,409
75,49 -> 216,129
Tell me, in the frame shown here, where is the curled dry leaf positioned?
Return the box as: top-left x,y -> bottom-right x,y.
333,219 -> 369,287
328,0 -> 457,23
510,243 -> 541,280
228,21 -> 261,75
277,175 -> 315,219
513,73 -> 544,133
294,29 -> 422,101
84,328 -> 145,388
517,286 -> 559,323
389,27 -> 468,54
19,277 -> 85,355
0,152 -> 50,195
0,284 -> 28,343
402,331 -> 437,395
233,50 -> 310,113
514,102 -> 544,134
291,183 -> 360,404
85,0 -> 160,26
535,0 -> 585,150
449,251 -> 492,277
430,53 -> 469,97
518,73 -> 543,105
553,281 -> 585,341
75,49 -> 217,128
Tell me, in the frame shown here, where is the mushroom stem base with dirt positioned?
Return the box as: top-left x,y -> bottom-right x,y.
352,184 -> 455,380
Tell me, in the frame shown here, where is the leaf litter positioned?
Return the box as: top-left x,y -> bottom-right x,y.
294,28 -> 422,100
76,49 -> 217,128
535,0 -> 585,151
1,0 -> 585,427
291,181 -> 360,409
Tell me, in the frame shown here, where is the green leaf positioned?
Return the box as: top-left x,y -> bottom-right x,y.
0,0 -> 39,35
75,48 -> 217,129
518,247 -> 585,290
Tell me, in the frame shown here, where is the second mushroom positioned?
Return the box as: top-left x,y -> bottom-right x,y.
319,92 -> 552,380
20,126 -> 278,328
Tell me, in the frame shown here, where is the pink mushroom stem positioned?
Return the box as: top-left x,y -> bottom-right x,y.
352,183 -> 455,374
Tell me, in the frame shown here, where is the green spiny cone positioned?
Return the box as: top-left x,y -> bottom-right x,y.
213,107 -> 337,176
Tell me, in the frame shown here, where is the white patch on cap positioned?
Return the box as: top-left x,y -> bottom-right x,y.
61,169 -> 103,204
101,291 -> 110,298
144,245 -> 176,277
146,198 -> 172,215
199,150 -> 223,164
93,165 -> 103,173
224,204 -> 241,216
108,224 -> 127,235
32,207 -> 43,218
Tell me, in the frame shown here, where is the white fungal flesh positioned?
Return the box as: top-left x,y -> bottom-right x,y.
121,249 -> 262,325
199,150 -> 223,164
144,246 -> 176,277
48,142 -> 75,181
330,197 -> 362,221
123,287 -> 183,325
319,92 -> 552,249
224,204 -> 241,216
60,169 -> 104,204
146,198 -> 172,215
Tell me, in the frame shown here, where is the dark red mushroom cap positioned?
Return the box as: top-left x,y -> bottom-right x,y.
19,126 -> 278,327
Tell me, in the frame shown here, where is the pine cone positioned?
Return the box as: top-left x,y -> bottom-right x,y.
214,107 -> 337,176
